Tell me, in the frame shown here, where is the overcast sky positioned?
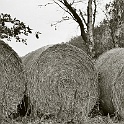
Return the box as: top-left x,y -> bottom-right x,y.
0,0 -> 112,56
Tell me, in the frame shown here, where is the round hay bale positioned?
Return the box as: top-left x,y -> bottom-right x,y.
0,40 -> 25,116
95,48 -> 124,118
23,43 -> 98,122
22,45 -> 52,68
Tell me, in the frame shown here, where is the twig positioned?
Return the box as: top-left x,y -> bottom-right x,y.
53,0 -> 76,21
51,17 -> 70,27
38,2 -> 54,7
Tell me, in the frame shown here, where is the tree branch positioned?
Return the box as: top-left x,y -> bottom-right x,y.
62,0 -> 87,43
51,16 -> 70,27
53,0 -> 76,21
93,0 -> 97,28
79,9 -> 88,27
38,2 -> 54,7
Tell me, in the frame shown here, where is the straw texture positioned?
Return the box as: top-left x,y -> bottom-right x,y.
0,40 -> 25,116
22,45 -> 52,68
95,48 -> 124,118
22,43 -> 98,122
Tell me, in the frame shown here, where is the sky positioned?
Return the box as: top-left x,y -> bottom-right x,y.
0,0 -> 112,56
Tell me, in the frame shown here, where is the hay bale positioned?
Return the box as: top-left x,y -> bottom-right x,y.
22,45 -> 52,68
0,40 -> 25,116
23,43 -> 98,122
95,48 -> 124,118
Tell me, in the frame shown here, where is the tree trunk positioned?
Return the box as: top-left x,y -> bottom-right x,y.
63,0 -> 91,55
87,0 -> 94,54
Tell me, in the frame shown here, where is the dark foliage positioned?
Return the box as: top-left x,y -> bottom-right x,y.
0,13 -> 41,44
68,36 -> 90,54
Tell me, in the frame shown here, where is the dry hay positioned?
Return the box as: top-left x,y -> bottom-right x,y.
82,116 -> 106,124
22,45 -> 52,68
23,43 -> 98,122
0,40 -> 25,116
95,48 -> 124,118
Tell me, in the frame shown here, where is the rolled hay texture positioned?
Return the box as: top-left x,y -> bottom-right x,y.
0,40 -> 25,116
95,48 -> 124,118
22,45 -> 52,68
22,43 -> 98,122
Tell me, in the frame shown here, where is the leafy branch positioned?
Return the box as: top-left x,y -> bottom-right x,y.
0,13 -> 41,44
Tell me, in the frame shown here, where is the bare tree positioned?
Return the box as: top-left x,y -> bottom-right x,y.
40,0 -> 97,56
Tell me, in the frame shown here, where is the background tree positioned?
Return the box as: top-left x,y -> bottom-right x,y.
68,36 -> 87,51
93,20 -> 114,58
41,0 -> 97,56
50,0 -> 124,58
0,13 -> 41,45
104,0 -> 124,47
67,0 -> 124,58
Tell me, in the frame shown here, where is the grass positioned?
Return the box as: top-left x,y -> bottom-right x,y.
2,113 -> 124,124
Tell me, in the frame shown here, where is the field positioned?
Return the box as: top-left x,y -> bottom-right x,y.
1,41 -> 124,124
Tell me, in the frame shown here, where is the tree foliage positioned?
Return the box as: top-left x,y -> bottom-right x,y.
105,0 -> 124,47
68,21 -> 114,59
68,36 -> 87,51
0,13 -> 41,44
